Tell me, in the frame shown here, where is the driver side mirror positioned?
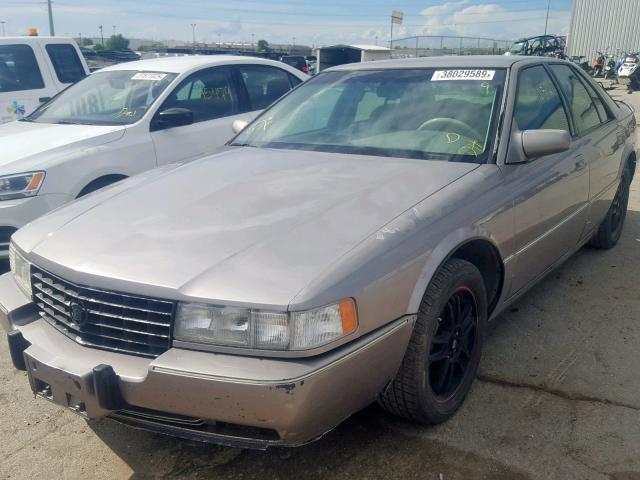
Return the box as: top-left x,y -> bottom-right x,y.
506,129 -> 571,164
151,107 -> 194,131
232,119 -> 249,134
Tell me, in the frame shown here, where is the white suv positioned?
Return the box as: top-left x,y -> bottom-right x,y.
0,55 -> 307,258
0,36 -> 89,124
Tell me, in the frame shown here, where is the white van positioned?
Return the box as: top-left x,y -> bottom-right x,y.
0,37 -> 89,124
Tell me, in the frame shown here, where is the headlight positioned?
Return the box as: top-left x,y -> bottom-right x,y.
174,299 -> 358,351
9,242 -> 31,297
0,172 -> 45,201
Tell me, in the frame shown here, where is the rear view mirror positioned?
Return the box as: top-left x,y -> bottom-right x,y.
506,129 -> 571,164
232,119 -> 249,134
152,108 -> 194,131
521,129 -> 571,158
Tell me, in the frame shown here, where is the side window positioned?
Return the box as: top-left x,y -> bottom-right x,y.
288,73 -> 302,87
237,65 -> 293,111
581,76 -> 611,123
160,67 -> 239,123
0,44 -> 45,92
45,44 -> 86,84
549,64 -> 601,134
514,65 -> 570,131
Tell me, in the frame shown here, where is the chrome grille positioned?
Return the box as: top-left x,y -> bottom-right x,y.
31,266 -> 175,357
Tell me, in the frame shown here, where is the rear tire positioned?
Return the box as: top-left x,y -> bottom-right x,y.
378,258 -> 487,424
590,167 -> 631,249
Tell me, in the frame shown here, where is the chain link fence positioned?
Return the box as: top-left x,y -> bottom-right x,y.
390,36 -> 513,58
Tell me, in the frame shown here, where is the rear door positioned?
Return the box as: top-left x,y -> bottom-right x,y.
548,64 -> 622,232
0,43 -> 57,123
150,66 -> 251,165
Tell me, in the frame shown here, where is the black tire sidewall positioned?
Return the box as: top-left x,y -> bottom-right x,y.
413,260 -> 488,423
601,167 -> 631,247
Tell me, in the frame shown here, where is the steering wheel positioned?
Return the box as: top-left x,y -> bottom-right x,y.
417,117 -> 480,140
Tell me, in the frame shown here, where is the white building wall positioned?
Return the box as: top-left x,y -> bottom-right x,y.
567,0 -> 640,60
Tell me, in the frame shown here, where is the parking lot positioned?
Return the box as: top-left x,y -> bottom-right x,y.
0,85 -> 638,480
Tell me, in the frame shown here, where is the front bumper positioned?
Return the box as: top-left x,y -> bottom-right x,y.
0,274 -> 414,448
0,194 -> 70,258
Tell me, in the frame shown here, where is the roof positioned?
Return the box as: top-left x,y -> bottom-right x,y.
98,55 -> 291,74
319,44 -> 391,52
328,55 -> 547,71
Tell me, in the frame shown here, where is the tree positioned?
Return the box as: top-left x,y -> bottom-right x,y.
93,43 -> 105,51
256,39 -> 271,52
105,34 -> 129,51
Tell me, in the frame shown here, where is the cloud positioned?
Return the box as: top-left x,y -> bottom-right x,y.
419,2 -> 570,41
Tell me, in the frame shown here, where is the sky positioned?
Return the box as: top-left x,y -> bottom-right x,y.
1,0 -> 574,46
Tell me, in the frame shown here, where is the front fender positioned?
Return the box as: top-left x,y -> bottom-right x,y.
406,228 -> 508,314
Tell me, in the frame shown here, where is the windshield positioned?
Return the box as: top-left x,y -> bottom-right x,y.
26,70 -> 177,125
232,68 -> 506,163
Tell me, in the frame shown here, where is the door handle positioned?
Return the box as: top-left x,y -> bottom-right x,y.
38,97 -> 51,103
574,157 -> 587,171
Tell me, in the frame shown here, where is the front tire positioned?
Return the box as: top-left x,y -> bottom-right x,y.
379,258 -> 487,424
590,167 -> 631,249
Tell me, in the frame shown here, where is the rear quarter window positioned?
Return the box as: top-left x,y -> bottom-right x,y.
0,44 -> 45,92
45,44 -> 86,84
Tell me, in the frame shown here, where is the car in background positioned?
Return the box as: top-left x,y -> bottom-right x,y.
280,55 -> 309,74
0,36 -> 89,124
2,56 -> 635,448
0,55 -> 307,259
506,35 -> 565,57
306,55 -> 318,75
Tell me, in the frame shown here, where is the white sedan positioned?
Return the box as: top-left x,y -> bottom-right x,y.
0,55 -> 307,258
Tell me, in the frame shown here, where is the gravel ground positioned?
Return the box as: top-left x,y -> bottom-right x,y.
1,85 -> 639,480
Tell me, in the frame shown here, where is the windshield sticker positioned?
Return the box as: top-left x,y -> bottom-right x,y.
431,70 -> 495,81
131,72 -> 168,81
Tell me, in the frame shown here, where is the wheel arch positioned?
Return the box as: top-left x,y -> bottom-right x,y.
76,174 -> 128,198
407,232 -> 506,318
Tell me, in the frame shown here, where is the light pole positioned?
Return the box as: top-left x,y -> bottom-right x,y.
47,0 -> 55,36
112,25 -> 116,36
0,21 -> 5,37
99,25 -> 104,48
218,33 -> 221,47
251,33 -> 255,51
190,23 -> 196,49
292,36 -> 296,52
543,0 -> 551,36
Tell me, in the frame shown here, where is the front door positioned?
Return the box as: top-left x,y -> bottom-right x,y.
150,66 -> 251,165
505,64 -> 590,296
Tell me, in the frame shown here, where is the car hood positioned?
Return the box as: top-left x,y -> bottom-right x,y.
18,148 -> 478,309
0,121 -> 125,174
